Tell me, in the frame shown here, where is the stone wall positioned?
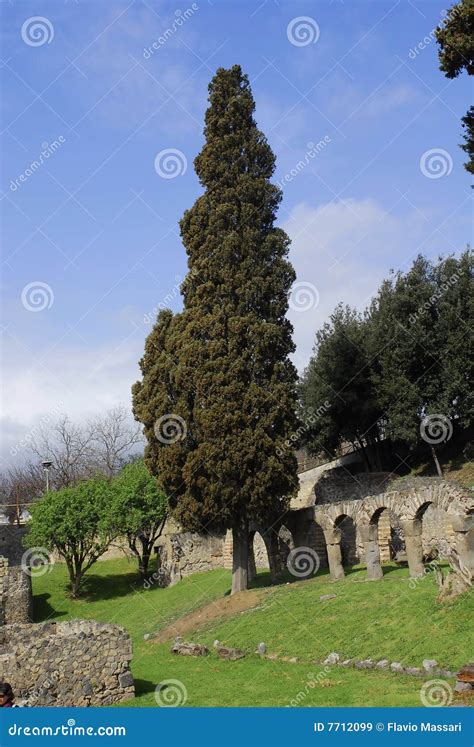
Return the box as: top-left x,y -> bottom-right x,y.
0,619 -> 134,706
314,469 -> 395,505
0,560 -> 33,624
156,530 -> 227,586
0,523 -> 34,626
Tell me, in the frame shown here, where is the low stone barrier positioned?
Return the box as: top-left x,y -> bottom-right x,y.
0,619 -> 134,706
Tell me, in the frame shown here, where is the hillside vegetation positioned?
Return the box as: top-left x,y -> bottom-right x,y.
33,558 -> 473,707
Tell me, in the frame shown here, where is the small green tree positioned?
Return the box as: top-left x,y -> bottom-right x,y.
26,476 -> 118,597
112,459 -> 167,578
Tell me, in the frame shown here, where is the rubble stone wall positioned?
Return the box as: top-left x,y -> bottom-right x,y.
0,619 -> 134,706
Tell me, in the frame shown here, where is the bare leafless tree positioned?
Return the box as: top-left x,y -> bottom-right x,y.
29,415 -> 96,489
0,463 -> 44,523
89,405 -> 143,477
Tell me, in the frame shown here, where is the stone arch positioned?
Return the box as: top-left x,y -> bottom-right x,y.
368,505 -> 404,563
247,530 -> 269,582
334,514 -> 357,566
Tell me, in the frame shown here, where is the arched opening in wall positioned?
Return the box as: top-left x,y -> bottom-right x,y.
370,507 -> 404,563
334,514 -> 357,567
416,501 -> 452,561
307,521 -> 329,569
248,530 -> 269,582
277,524 -> 295,567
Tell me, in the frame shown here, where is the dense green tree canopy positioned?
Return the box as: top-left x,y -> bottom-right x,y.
436,0 -> 474,175
300,251 -> 473,475
133,66 -> 299,592
112,458 -> 167,578
26,476 -> 118,597
299,305 -> 383,469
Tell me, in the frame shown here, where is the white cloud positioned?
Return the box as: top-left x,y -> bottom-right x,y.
1,333 -> 144,467
283,197 -> 435,369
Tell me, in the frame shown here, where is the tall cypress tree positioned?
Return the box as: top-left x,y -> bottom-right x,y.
133,66 -> 299,593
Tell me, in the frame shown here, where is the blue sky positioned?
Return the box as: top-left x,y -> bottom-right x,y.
1,0 -> 472,465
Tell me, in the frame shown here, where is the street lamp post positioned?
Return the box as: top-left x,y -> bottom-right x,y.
41,460 -> 53,492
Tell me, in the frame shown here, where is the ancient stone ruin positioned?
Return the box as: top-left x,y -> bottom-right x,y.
0,526 -> 134,706
153,454 -> 474,588
0,619 -> 134,706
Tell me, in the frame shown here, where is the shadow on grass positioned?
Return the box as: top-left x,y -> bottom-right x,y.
33,593 -> 67,622
78,571 -> 145,602
133,679 -> 158,697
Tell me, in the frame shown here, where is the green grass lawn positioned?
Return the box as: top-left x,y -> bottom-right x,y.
32,558 -> 473,707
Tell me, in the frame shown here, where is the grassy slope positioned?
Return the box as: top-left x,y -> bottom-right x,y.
32,558 -> 473,707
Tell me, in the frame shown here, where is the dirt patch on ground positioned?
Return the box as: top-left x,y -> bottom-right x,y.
152,587 -> 269,643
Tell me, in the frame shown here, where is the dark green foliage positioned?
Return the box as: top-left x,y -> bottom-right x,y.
436,0 -> 474,175
436,0 -> 474,78
299,305 -> 383,469
112,458 -> 168,578
26,476 -> 118,597
300,251 -> 474,472
460,106 -> 474,176
133,66 -> 299,591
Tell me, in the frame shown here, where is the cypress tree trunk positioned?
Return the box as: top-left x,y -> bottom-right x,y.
232,516 -> 249,594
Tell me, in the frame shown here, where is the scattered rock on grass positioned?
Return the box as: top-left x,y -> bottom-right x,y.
216,645 -> 246,661
320,594 -> 337,601
390,662 -> 404,673
324,652 -> 340,665
422,659 -> 438,673
171,641 -> 209,657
